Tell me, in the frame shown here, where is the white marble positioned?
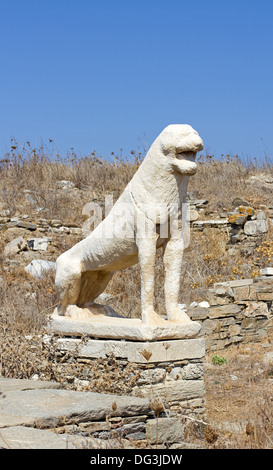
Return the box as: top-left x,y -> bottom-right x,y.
54,124 -> 203,333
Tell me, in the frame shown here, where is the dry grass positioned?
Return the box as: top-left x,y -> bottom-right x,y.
190,153 -> 273,211
204,342 -> 273,449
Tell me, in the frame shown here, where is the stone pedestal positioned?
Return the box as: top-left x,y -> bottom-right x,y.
48,310 -> 206,421
49,307 -> 202,341
47,310 -> 206,445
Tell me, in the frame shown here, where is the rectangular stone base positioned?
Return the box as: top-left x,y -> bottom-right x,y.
49,308 -> 201,341
53,335 -> 206,418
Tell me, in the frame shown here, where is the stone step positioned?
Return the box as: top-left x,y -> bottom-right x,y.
0,387 -> 151,429
0,425 -> 77,449
0,377 -> 61,393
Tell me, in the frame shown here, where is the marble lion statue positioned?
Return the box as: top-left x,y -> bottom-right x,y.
55,124 -> 203,325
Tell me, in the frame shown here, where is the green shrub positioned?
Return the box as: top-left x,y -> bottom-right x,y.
211,355 -> 227,366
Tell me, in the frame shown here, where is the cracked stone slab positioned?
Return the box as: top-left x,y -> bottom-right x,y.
0,388 -> 151,429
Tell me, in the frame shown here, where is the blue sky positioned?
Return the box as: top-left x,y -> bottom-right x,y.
0,0 -> 272,161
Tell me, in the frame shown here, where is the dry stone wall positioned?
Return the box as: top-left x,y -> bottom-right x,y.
187,275 -> 273,351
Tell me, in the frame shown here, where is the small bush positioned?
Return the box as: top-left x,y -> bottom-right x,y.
211,355 -> 228,366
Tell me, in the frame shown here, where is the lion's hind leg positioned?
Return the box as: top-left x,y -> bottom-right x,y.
76,270 -> 114,307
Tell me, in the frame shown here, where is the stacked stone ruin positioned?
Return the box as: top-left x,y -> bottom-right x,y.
188,272 -> 273,351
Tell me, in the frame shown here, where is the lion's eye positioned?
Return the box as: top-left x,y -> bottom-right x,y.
182,151 -> 193,156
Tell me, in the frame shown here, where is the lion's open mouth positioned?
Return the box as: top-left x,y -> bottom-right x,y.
176,151 -> 196,161
174,152 -> 197,175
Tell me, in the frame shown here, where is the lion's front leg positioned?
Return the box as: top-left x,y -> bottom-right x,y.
136,229 -> 165,325
163,236 -> 192,324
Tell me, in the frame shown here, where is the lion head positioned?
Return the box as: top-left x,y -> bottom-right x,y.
160,124 -> 203,175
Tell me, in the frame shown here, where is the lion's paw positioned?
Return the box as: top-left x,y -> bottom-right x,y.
141,308 -> 166,326
167,306 -> 192,324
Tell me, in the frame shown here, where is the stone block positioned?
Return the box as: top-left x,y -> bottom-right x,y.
200,318 -> 220,335
133,379 -> 205,402
0,389 -> 151,429
188,307 -> 209,320
27,237 -> 51,251
233,285 -> 251,301
260,267 -> 273,276
69,227 -> 82,235
206,287 -> 234,306
50,309 -> 201,341
0,377 -> 61,393
4,237 -> 27,256
256,292 -> 273,301
244,220 -> 268,235
165,363 -> 203,382
0,426 -> 78,449
253,284 -> 273,301
228,213 -> 248,225
25,260 -> 56,279
8,220 -> 37,231
228,324 -> 241,336
56,337 -> 206,364
214,279 -> 253,288
262,352 -> 273,368
243,301 -> 269,318
146,418 -> 184,444
209,304 -> 241,319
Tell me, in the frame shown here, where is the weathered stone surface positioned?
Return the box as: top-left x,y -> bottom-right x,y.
209,304 -> 241,319
133,379 -> 205,402
188,209 -> 199,222
4,237 -> 27,256
0,377 -> 61,393
232,198 -> 250,207
27,237 -> 51,251
206,287 -> 235,305
0,426 -> 77,449
192,220 -> 228,229
262,351 -> 273,368
0,389 -> 151,429
25,259 -> 56,279
244,219 -> 268,235
136,368 -> 166,385
228,213 -> 248,225
146,418 -> 184,444
3,227 -> 28,243
188,307 -> 209,320
8,220 -> 37,231
233,285 -> 251,301
228,324 -> 241,336
200,318 -> 221,335
49,310 -> 201,341
166,363 -> 203,381
69,227 -> 82,235
243,301 -> 268,317
214,279 -> 253,288
260,267 -> 273,276
256,292 -> 273,301
55,337 -> 206,364
256,211 -> 267,220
